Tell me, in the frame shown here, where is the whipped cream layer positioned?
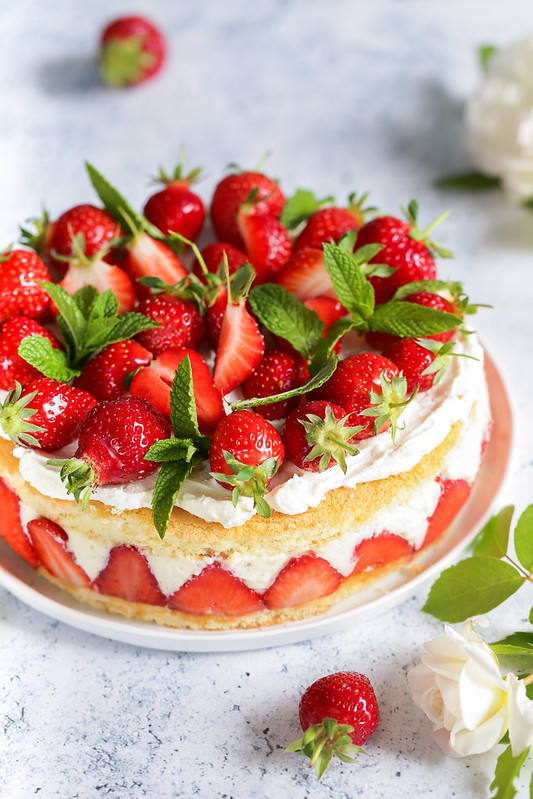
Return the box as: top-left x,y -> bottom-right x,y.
6,333 -> 491,528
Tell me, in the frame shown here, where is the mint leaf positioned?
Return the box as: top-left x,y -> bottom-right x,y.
370,302 -> 461,337
249,284 -> 324,359
323,242 -> 375,325
423,557 -> 523,622
88,289 -> 119,321
308,317 -> 356,376
145,438 -> 198,463
104,312 -> 158,345
73,285 -> 99,316
471,505 -> 514,558
168,357 -> 209,450
17,336 -> 81,382
40,281 -> 86,359
231,355 -> 337,411
514,504 -> 533,572
151,459 -> 197,539
435,171 -> 501,191
86,162 -> 148,237
280,189 -> 333,230
391,279 -> 465,302
489,744 -> 529,799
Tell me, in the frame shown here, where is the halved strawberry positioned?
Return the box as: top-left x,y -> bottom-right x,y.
94,545 -> 166,605
122,231 -> 188,297
351,532 -> 414,574
74,340 -> 153,401
0,478 -> 39,567
421,478 -> 471,548
192,242 -> 248,283
263,553 -> 341,609
130,348 -> 225,434
237,209 -> 292,283
213,294 -> 265,396
168,562 -> 264,616
276,247 -> 335,301
27,518 -> 91,586
59,245 -> 135,314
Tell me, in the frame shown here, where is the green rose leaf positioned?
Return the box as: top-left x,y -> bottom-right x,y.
423,557 -> 524,622
471,505 -> 514,559
514,503 -> 533,572
489,744 -> 530,799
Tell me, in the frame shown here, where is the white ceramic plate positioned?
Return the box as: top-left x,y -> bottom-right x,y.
0,352 -> 513,652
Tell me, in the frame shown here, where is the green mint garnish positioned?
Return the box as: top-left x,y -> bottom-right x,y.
280,189 -> 334,230
248,284 -> 324,360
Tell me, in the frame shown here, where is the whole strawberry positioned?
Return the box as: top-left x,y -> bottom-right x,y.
135,294 -> 205,356
0,249 -> 52,322
50,396 -> 170,508
144,162 -> 205,240
356,202 -> 450,304
237,204 -> 292,283
74,340 -> 153,402
0,379 -> 97,452
99,16 -> 166,88
209,410 -> 284,517
287,671 -> 379,779
192,242 -> 248,283
282,401 -> 362,472
0,317 -> 61,390
385,337 -> 456,393
294,205 -> 362,252
241,350 -> 305,420
210,167 -> 286,249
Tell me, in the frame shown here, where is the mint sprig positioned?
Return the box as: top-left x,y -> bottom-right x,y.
280,189 -> 334,230
145,356 -> 210,538
18,282 -> 157,379
249,284 -> 324,360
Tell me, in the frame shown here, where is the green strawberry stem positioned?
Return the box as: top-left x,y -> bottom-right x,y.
211,452 -> 280,518
0,384 -> 44,447
47,457 -> 96,510
300,405 -> 363,473
286,718 -> 365,780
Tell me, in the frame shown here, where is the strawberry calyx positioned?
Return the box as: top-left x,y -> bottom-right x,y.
19,209 -> 51,255
153,154 -> 203,188
138,273 -> 207,312
47,457 -> 96,509
280,189 -> 336,230
402,199 -> 453,258
347,191 -> 378,226
359,372 -> 416,442
51,226 -> 119,270
0,383 -> 44,447
99,35 -> 157,88
416,338 -> 479,384
211,451 -> 280,518
299,405 -> 363,473
286,717 -> 365,780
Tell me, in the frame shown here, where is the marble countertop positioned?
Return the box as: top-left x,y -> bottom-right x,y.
1,1 -> 532,796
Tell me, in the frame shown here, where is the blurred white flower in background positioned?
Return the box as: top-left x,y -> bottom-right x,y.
466,35 -> 533,202
408,621 -> 533,759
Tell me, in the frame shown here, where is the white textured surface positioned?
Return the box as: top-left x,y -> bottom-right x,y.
0,2 -> 532,797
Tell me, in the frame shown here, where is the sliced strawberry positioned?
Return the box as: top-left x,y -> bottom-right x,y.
421,478 -> 471,548
193,242 -> 248,282
123,231 -> 188,297
27,518 -> 91,586
94,545 -> 166,605
74,340 -> 153,401
351,532 -> 414,574
0,478 -> 39,567
237,210 -> 292,283
130,348 -> 225,434
214,299 -> 265,395
168,562 -> 264,616
60,256 -> 135,314
276,247 -> 335,301
263,554 -> 341,609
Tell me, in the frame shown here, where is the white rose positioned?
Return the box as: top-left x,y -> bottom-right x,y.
465,35 -> 533,201
507,673 -> 533,756
408,622 -> 509,757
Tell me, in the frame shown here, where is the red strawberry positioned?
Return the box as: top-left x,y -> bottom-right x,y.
0,249 -> 52,322
356,204 -> 448,303
94,545 -> 166,604
135,294 -> 205,356
237,208 -> 292,283
0,317 -> 61,390
43,204 -> 123,271
263,553 -> 341,609
193,242 -> 249,283
74,340 -> 153,401
1,378 -> 97,451
241,350 -> 305,420
52,396 -> 170,506
213,286 -> 265,396
27,518 -> 91,587
205,285 -> 228,348
99,16 -> 166,88
422,478 -> 471,548
351,532 -> 414,574
289,671 -> 379,778
122,232 -> 188,296
276,247 -> 335,301
294,206 -> 362,252
143,163 -> 205,240
0,478 -> 39,567
384,338 -> 437,393
168,563 -> 264,616
317,352 -> 404,439
209,410 -> 284,516
130,349 -> 225,435
304,296 -> 345,328
210,169 -> 286,249
282,401 -> 361,472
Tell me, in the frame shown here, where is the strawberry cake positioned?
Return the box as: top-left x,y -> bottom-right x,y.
0,163 -> 492,630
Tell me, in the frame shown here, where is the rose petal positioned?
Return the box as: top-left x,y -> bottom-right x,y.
507,674 -> 533,757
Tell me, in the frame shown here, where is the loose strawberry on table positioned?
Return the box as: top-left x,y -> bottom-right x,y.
143,162 -> 205,240
0,317 -> 61,390
99,15 -> 166,88
209,410 -> 284,517
287,671 -> 379,779
0,249 -> 52,322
